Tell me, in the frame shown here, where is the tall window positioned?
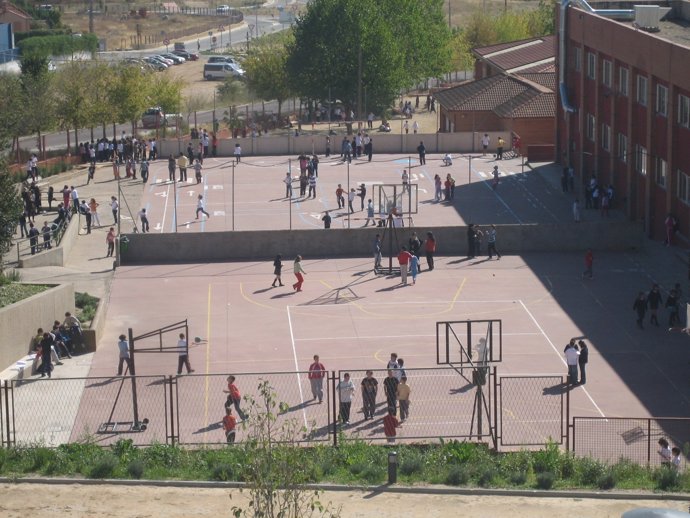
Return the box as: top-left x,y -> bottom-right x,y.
602,60 -> 613,88
587,52 -> 596,79
656,84 -> 668,116
655,157 -> 667,187
573,47 -> 582,72
586,114 -> 596,141
617,133 -> 627,162
619,67 -> 629,96
601,124 -> 611,151
679,94 -> 690,128
635,145 -> 647,175
678,170 -> 690,204
637,75 -> 648,106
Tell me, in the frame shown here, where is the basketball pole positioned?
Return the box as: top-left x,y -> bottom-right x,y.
128,327 -> 141,428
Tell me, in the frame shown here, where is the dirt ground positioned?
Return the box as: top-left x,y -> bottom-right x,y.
1,483 -> 687,518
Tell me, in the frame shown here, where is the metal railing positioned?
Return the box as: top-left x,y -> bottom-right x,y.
14,213 -> 72,264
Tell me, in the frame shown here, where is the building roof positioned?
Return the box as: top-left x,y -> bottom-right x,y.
472,35 -> 556,74
434,72 -> 555,119
0,1 -> 31,19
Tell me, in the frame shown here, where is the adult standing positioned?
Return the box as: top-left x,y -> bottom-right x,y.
666,289 -> 680,327
496,136 -> 505,160
117,334 -> 132,376
383,369 -> 399,415
292,255 -> 306,292
361,370 -> 378,420
28,222 -> 40,255
633,292 -> 648,329
481,133 -> 490,156
192,159 -> 201,184
167,154 -> 176,182
577,340 -> 588,385
487,224 -> 501,260
176,332 -> 194,375
357,183 -> 366,211
582,249 -> 593,279
366,137 -> 373,162
106,228 -> 116,257
647,284 -> 662,327
417,141 -> 426,165
397,246 -> 413,285
70,186 -> 79,213
41,221 -> 52,250
564,340 -> 580,385
234,143 -> 242,163
177,153 -> 188,182
110,196 -> 119,225
408,232 -> 422,271
284,173 -> 293,198
271,254 -> 283,287
308,354 -> 326,403
224,375 -> 247,420
39,332 -> 54,378
337,373 -> 355,425
467,224 -> 476,258
79,200 -> 92,234
89,198 -> 101,228
424,231 -> 436,270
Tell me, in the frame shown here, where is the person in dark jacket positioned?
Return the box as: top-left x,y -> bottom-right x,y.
647,284 -> 662,327
633,292 -> 647,329
577,340 -> 589,385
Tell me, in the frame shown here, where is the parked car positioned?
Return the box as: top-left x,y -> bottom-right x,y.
144,57 -> 168,70
173,50 -> 198,61
141,107 -> 182,129
208,55 -> 239,66
161,53 -> 185,64
216,4 -> 230,14
203,62 -> 244,80
152,55 -> 174,66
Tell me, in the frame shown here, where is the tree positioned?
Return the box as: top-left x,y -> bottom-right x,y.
53,62 -> 91,153
109,64 -> 151,133
83,62 -> 118,139
0,165 -> 23,272
148,74 -> 184,115
231,380 -> 341,518
19,54 -> 56,155
243,43 -> 293,119
0,74 -> 26,155
286,0 -> 452,116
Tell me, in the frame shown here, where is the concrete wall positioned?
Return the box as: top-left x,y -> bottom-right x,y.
119,221 -> 644,264
18,215 -> 79,268
0,284 -> 75,371
159,131 -> 510,158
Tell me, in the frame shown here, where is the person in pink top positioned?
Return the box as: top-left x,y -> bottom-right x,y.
308,354 -> 326,403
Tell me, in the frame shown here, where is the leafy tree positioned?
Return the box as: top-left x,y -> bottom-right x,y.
19,54 -> 56,155
287,0 -> 452,116
0,162 -> 23,272
0,74 -> 25,151
231,380 -> 341,518
53,62 -> 91,153
83,62 -> 118,138
243,43 -> 293,118
217,78 -> 245,106
109,64 -> 150,133
148,74 -> 184,115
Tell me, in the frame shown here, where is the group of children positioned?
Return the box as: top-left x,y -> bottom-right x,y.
221,375 -> 248,444
658,438 -> 683,469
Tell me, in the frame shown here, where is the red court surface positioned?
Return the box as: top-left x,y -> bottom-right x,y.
115,153 -> 582,233
76,250 -> 690,446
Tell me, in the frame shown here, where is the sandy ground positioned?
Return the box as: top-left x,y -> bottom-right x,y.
0,483 -> 688,518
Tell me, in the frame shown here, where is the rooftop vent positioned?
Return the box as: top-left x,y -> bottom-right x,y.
633,4 -> 672,32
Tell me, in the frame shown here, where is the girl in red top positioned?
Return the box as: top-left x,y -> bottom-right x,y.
424,232 -> 436,271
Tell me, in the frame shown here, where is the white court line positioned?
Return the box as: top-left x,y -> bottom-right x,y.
519,300 -> 605,418
286,306 -> 308,428
294,332 -> 541,341
159,182 -> 171,234
289,299 -> 519,307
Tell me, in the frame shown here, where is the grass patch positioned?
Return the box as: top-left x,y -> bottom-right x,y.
75,291 -> 99,325
0,282 -> 51,308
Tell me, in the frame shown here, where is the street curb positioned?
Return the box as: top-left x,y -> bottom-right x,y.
1,477 -> 689,502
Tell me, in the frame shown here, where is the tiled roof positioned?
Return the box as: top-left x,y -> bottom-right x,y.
472,35 -> 556,74
434,73 -> 556,120
518,62 -> 556,74
517,72 -> 556,91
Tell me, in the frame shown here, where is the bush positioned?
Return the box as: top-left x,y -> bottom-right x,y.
477,466 -> 497,487
399,456 -> 423,476
535,471 -> 555,489
655,467 -> 680,491
532,442 -> 561,474
361,465 -> 384,484
596,470 -> 617,490
445,465 -> 470,486
127,459 -> 145,479
509,471 -> 528,486
88,454 -> 118,479
577,456 -> 606,486
212,463 -> 234,481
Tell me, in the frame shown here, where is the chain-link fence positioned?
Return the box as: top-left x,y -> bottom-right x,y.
572,417 -> 690,467
336,367 -> 495,445
498,375 -> 566,447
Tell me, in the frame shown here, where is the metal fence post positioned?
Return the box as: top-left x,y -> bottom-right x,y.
647,419 -> 652,465
331,371 -> 337,447
167,375 -> 176,446
565,377 -> 570,451
492,366 -> 498,450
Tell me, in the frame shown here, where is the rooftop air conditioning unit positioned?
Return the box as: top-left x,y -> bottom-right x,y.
634,5 -> 672,32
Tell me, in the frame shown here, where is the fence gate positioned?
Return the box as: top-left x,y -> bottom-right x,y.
0,380 -> 14,447
497,375 -> 568,448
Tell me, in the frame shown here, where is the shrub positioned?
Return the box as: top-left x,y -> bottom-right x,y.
532,442 -> 561,474
88,454 -> 118,479
477,466 -> 497,487
212,463 -> 234,481
399,456 -> 423,476
445,465 -> 470,486
127,459 -> 145,479
596,470 -> 617,490
535,471 -> 555,489
348,462 -> 366,476
655,467 -> 680,491
361,465 -> 384,484
509,471 -> 528,486
577,456 -> 606,486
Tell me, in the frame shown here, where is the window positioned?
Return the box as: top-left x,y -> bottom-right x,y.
587,52 -> 596,79
637,75 -> 648,106
655,157 -> 667,187
679,94 -> 690,128
617,133 -> 627,162
656,84 -> 668,116
586,113 -> 596,141
678,170 -> 690,204
602,60 -> 612,87
619,67 -> 629,96
635,145 -> 647,175
601,124 -> 611,151
573,47 -> 582,72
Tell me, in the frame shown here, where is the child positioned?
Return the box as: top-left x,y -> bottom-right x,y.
658,438 -> 672,465
410,254 -> 419,285
193,159 -> 203,184
397,376 -> 411,421
272,254 -> 284,287
672,447 -> 682,470
383,409 -> 401,444
222,407 -> 237,444
223,375 -> 248,420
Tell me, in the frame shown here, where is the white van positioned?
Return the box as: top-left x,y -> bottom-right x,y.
203,62 -> 244,80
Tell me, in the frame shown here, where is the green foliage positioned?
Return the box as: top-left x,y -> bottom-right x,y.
0,283 -> 50,309
399,454 -> 424,476
532,441 -> 561,474
88,454 -> 118,479
576,456 -> 607,486
243,43 -> 293,117
509,470 -> 528,485
212,462 -> 235,481
0,169 -> 23,261
655,467 -> 680,491
477,466 -> 497,487
535,471 -> 555,489
127,459 -> 145,479
14,29 -> 72,43
19,34 -> 98,58
148,75 -> 184,115
75,291 -> 99,324
596,470 -> 617,490
445,464 -> 470,486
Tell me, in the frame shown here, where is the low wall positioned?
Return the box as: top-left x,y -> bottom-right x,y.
158,131 -> 513,158
119,221 -> 644,264
0,283 -> 75,372
18,215 -> 79,268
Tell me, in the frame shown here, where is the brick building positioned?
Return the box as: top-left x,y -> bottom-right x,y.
435,36 -> 556,159
0,0 -> 31,33
556,1 -> 690,241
